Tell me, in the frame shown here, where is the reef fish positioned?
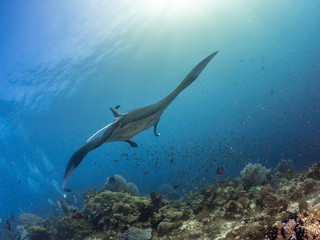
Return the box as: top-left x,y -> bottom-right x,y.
63,51 -> 219,188
217,167 -> 224,176
72,213 -> 83,219
6,220 -> 10,231
63,188 -> 72,193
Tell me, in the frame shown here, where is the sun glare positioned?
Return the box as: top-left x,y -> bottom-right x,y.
142,0 -> 202,18
147,0 -> 187,10
139,0 -> 240,23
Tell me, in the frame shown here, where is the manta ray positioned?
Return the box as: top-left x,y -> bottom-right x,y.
63,51 -> 218,188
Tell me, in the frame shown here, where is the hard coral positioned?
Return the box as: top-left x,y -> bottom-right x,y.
121,227 -> 152,240
27,225 -> 50,240
223,200 -> 244,219
306,162 -> 320,180
286,177 -> 320,200
157,221 -> 177,235
255,185 -> 288,213
18,213 -> 44,228
152,205 -> 188,235
274,159 -> 296,180
223,221 -> 266,240
55,214 -> 94,240
82,190 -> 150,238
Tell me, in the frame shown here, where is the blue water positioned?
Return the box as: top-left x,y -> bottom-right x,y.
1,0 -> 320,219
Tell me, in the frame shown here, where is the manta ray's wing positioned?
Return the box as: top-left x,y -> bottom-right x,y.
63,121 -> 119,188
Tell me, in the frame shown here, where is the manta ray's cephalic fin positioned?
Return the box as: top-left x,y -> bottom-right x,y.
110,107 -> 121,117
154,121 -> 160,137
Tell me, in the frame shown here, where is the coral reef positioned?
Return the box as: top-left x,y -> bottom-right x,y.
223,221 -> 266,240
121,227 -> 152,240
255,184 -> 288,213
158,184 -> 180,200
26,225 -> 50,240
274,159 -> 296,180
82,189 -> 150,237
9,162 -> 320,239
57,199 -> 78,215
18,213 -> 44,228
55,214 -> 94,239
240,163 -> 272,189
104,175 -> 139,196
270,213 -> 320,240
15,213 -> 56,240
306,162 -> 320,180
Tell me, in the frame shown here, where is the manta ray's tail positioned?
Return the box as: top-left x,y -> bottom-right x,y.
161,51 -> 218,105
